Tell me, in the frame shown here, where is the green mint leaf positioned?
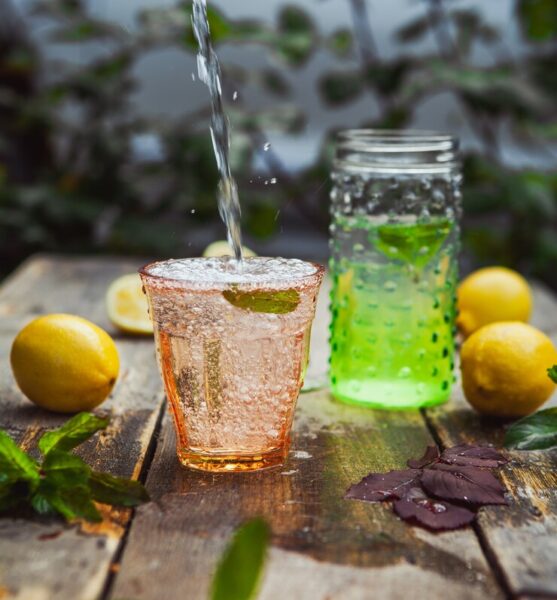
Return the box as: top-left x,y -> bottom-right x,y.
42,450 -> 91,487
31,481 -> 102,523
504,408 -> 557,450
38,412 -> 109,456
211,518 -> 270,600
0,430 -> 39,485
31,489 -> 57,516
89,471 -> 149,507
548,365 -> 557,383
222,288 -> 300,315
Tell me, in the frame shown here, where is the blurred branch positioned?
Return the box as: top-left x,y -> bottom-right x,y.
424,0 -> 501,161
348,0 -> 378,66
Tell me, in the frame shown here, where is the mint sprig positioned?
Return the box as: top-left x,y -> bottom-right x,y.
548,365 -> 557,384
0,413 -> 149,523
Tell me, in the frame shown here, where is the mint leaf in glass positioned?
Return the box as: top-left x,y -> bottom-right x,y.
375,219 -> 452,268
504,407 -> 557,450
0,430 -> 39,485
211,517 -> 270,600
38,412 -> 109,456
548,365 -> 557,383
222,288 -> 300,314
89,471 -> 150,507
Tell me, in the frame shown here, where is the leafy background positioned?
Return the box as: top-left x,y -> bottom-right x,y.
0,0 -> 556,287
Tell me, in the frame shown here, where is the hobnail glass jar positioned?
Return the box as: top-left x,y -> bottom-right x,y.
329,129 -> 462,409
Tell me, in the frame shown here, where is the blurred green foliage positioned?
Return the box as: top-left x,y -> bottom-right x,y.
0,0 -> 556,286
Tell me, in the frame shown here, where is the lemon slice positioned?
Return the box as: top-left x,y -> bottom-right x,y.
106,274 -> 153,335
203,240 -> 256,258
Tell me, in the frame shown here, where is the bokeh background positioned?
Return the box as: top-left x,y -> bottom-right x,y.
1,0 -> 556,285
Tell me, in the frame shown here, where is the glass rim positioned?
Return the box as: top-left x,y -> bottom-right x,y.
334,128 -> 459,173
336,129 -> 457,151
139,256 -> 325,290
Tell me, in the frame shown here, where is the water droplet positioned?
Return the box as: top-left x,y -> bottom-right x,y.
432,502 -> 447,513
263,142 -> 271,151
270,178 -> 277,184
190,208 -> 196,214
191,73 -> 196,81
232,91 -> 238,100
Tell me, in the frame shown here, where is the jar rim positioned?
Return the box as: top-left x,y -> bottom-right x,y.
334,129 -> 459,174
337,129 -> 457,151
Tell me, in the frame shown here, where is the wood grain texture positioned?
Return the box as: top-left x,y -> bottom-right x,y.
425,286 -> 557,598
2,256 -> 556,600
112,392 -> 502,600
0,255 -> 164,600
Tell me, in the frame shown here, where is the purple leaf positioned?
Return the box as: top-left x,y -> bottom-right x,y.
421,463 -> 508,506
440,445 -> 508,468
407,445 -> 440,469
345,469 -> 422,502
394,487 -> 476,531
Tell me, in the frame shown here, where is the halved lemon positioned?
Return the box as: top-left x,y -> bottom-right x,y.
106,274 -> 153,335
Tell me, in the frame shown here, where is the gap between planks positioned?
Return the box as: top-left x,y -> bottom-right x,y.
100,398 -> 167,600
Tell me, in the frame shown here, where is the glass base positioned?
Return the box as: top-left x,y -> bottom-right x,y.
177,444 -> 289,473
331,379 -> 451,410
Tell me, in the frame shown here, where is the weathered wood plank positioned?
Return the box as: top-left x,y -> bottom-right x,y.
113,361 -> 502,595
0,253 -> 148,335
426,288 -> 557,597
0,255 -> 164,600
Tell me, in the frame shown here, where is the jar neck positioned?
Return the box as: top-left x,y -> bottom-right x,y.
334,129 -> 459,175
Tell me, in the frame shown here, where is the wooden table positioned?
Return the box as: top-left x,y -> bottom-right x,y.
1,255 -> 557,600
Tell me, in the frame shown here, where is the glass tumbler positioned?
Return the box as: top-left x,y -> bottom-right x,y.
140,257 -> 324,472
329,130 -> 462,409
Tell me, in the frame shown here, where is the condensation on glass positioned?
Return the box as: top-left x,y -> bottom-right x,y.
329,130 -> 462,409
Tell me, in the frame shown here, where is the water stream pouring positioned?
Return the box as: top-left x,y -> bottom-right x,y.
192,0 -> 244,264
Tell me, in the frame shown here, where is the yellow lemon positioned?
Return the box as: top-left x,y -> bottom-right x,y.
461,322 -> 557,418
10,314 -> 120,413
457,267 -> 532,337
202,240 -> 256,258
106,273 -> 152,335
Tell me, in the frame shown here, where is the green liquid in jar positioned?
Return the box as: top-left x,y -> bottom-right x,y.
329,214 -> 458,409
